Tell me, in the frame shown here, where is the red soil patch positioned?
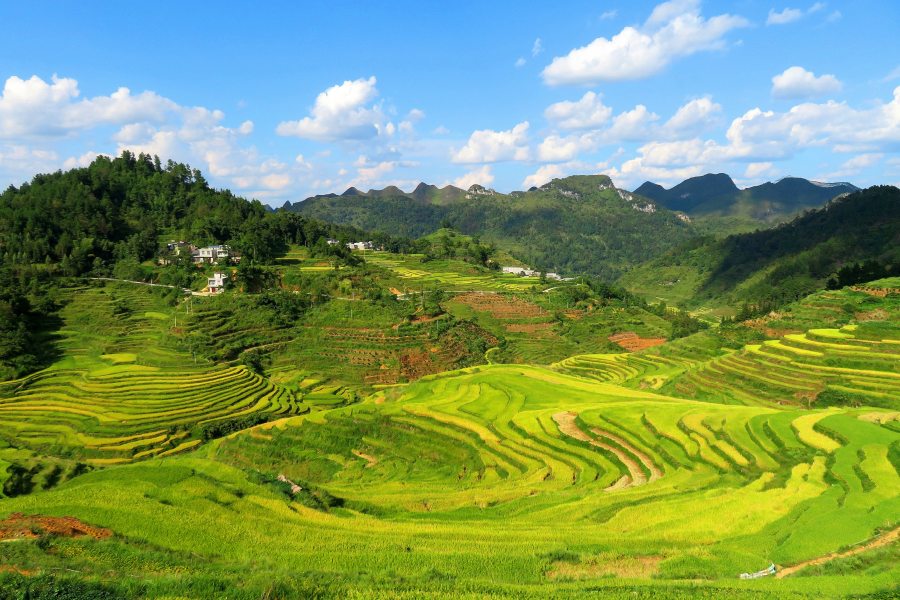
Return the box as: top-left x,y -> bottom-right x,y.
740,313 -> 800,337
505,322 -> 554,333
0,513 -> 113,541
608,332 -> 666,351
455,293 -> 543,319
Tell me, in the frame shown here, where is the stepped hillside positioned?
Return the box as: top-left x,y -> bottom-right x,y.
635,173 -> 859,221
286,174 -> 696,280
618,185 -> 900,307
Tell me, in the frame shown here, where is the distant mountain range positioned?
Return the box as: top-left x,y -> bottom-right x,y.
282,183 -> 468,211
277,172 -> 867,281
283,175 -> 696,280
634,173 -> 859,221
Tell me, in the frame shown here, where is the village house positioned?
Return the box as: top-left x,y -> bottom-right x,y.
208,272 -> 227,293
502,266 -> 562,280
326,238 -> 339,245
191,245 -> 235,264
346,241 -> 374,251
166,241 -> 195,255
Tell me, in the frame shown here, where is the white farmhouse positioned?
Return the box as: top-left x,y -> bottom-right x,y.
192,245 -> 234,264
346,241 -> 374,251
208,272 -> 227,293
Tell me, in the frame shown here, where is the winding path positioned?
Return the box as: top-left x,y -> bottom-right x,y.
775,526 -> 900,578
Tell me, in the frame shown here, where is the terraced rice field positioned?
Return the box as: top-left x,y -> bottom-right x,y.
0,364 -> 307,461
365,253 -> 542,291
0,283 -> 315,462
666,324 -> 900,407
23,363 -> 892,589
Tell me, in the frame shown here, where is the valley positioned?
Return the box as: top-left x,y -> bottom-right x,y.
0,154 -> 899,599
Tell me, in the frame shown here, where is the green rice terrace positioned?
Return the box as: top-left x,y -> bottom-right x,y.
4,262 -> 900,597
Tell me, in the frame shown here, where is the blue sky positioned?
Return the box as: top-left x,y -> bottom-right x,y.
1,0 -> 899,205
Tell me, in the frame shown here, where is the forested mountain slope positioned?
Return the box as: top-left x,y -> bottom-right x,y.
635,173 -> 858,221
0,152 -> 382,271
618,185 -> 900,306
287,175 -> 696,280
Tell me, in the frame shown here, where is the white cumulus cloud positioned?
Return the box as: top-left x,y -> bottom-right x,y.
275,77 -> 392,142
536,96 -> 721,163
744,162 -> 775,178
772,66 -> 842,100
544,92 -> 613,131
822,153 -> 883,179
62,151 -> 110,170
541,0 -> 748,86
0,74 -> 178,139
662,97 -> 723,138
452,122 -> 531,163
523,164 -> 569,188
450,165 -> 494,189
605,86 -> 900,188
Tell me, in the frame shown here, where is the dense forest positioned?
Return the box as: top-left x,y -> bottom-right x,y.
0,151 -> 409,276
289,175 -> 696,280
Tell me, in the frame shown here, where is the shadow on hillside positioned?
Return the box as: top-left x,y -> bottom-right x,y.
29,313 -> 66,372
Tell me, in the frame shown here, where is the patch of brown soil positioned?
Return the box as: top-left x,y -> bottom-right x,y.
548,555 -> 663,580
741,313 -> 801,337
455,293 -> 543,319
856,309 -> 889,321
0,565 -> 35,575
352,449 -> 379,468
0,513 -> 113,541
776,526 -> 900,578
608,332 -> 667,351
851,286 -> 900,298
561,310 -> 585,319
591,428 -> 662,481
505,322 -> 554,333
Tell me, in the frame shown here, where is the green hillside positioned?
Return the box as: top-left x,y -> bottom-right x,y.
618,185 -> 900,308
288,175 -> 696,280
634,174 -> 859,221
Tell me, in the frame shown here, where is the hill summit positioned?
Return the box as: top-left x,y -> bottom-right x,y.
634,173 -> 859,221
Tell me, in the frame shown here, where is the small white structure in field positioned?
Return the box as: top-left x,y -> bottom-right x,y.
326,238 -> 339,245
740,564 -> 776,580
208,272 -> 227,293
347,241 -> 374,250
